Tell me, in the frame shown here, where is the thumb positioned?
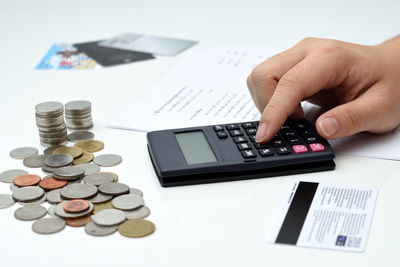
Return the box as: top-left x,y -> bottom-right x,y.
315,95 -> 380,139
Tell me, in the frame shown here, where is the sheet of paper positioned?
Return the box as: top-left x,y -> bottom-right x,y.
270,181 -> 378,252
108,46 -> 279,132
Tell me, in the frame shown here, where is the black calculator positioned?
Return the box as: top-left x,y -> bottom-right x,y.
147,119 -> 335,187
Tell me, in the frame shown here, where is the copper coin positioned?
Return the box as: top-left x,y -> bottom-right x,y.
14,174 -> 41,187
66,215 -> 92,227
39,177 -> 67,191
63,199 -> 90,213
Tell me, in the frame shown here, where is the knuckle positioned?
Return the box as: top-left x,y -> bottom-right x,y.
340,105 -> 363,130
297,37 -> 316,46
317,40 -> 342,54
250,66 -> 277,87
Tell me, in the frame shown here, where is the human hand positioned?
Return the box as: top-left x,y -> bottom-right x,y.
247,36 -> 400,143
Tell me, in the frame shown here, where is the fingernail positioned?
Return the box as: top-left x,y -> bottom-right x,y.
255,122 -> 268,143
319,117 -> 339,137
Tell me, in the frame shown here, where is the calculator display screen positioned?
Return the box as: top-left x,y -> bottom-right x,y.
175,131 -> 217,165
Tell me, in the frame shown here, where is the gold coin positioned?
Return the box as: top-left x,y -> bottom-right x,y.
119,219 -> 155,238
73,151 -> 94,165
92,200 -> 114,214
53,146 -> 83,159
74,140 -> 104,153
102,172 -> 118,182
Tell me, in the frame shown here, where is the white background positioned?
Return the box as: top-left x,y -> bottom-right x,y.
0,0 -> 399,266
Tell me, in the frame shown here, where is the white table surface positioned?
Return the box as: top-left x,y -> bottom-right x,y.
0,0 -> 399,266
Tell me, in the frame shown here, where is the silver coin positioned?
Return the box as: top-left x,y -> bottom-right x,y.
54,201 -> 94,219
46,189 -> 62,204
23,155 -> 46,168
83,172 -> 114,186
92,209 -> 126,226
18,194 -> 46,205
93,154 -> 122,167
86,192 -> 113,204
43,145 -> 66,156
41,140 -> 68,148
75,163 -> 100,176
44,154 -> 73,168
60,183 -> 98,199
68,131 -> 94,142
10,184 -> 19,192
9,147 -> 38,159
47,205 -> 57,217
54,166 -> 85,181
99,183 -> 130,196
32,218 -> 66,234
35,101 -> 64,115
0,169 -> 28,183
129,188 -> 144,197
42,165 -> 61,174
0,194 -> 15,209
85,221 -> 118,237
12,186 -> 45,202
112,194 -> 144,211
14,205 -> 47,221
125,206 -> 151,220
65,100 -> 91,112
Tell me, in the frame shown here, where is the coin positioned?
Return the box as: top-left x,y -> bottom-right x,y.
73,151 -> 94,165
14,205 -> 47,221
124,206 -> 151,220
74,140 -> 104,153
60,183 -> 98,199
47,205 -> 57,217
46,189 -> 62,204
9,184 -> 19,193
42,165 -> 61,174
54,165 -> 85,181
0,194 -> 15,209
35,101 -> 63,115
39,177 -> 67,191
99,183 -> 130,196
118,219 -> 155,238
53,147 -> 83,159
112,194 -> 144,211
66,215 -> 92,227
23,155 -> 46,168
93,154 -> 122,167
83,172 -> 115,186
63,199 -> 90,213
92,209 -> 126,226
14,174 -> 41,187
55,201 -> 94,219
43,145 -> 66,156
9,147 -> 38,159
87,192 -> 113,204
32,218 -> 66,234
107,172 -> 119,182
68,131 -> 95,142
12,186 -> 44,202
75,163 -> 100,176
44,154 -> 73,168
18,194 -> 46,205
0,169 -> 28,183
92,200 -> 114,214
129,188 -> 143,197
85,221 -> 118,237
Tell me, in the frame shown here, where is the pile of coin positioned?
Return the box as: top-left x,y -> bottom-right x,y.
65,100 -> 93,131
35,102 -> 68,147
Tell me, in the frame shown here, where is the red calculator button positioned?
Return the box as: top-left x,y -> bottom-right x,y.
292,145 -> 308,154
309,143 -> 325,152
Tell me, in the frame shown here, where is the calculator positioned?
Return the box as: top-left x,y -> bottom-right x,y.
147,119 -> 335,187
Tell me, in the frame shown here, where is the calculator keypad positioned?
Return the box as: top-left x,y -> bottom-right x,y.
213,120 -> 326,159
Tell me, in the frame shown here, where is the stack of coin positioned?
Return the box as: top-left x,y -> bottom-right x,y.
65,100 -> 93,130
35,102 -> 68,147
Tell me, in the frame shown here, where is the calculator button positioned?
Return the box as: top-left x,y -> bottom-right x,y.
292,145 -> 308,154
276,146 -> 291,155
259,148 -> 274,157
214,125 -> 224,132
249,135 -> 256,142
226,124 -> 240,130
246,128 -> 257,135
229,129 -> 243,137
241,150 -> 257,158
281,125 -> 291,130
309,143 -> 325,152
216,131 -> 228,139
305,137 -> 317,143
237,143 -> 251,150
254,142 -> 268,149
283,131 -> 297,138
272,138 -> 285,147
288,138 -> 302,145
242,122 -> 256,129
299,130 -> 313,137
233,136 -> 247,143
295,122 -> 306,130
